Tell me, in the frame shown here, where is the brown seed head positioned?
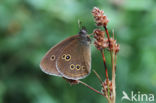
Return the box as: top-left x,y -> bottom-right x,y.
101,79 -> 113,98
94,29 -> 109,50
92,7 -> 109,27
108,38 -> 120,53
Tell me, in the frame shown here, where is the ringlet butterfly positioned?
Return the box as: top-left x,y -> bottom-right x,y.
40,27 -> 91,80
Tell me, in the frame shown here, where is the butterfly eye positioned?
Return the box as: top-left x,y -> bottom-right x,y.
70,64 -> 75,70
62,54 -> 66,59
50,55 -> 55,61
76,64 -> 81,70
65,54 -> 71,61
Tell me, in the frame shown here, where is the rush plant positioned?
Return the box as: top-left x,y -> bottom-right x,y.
76,7 -> 120,103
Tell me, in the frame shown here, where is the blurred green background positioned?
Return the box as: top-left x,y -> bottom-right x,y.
0,0 -> 156,103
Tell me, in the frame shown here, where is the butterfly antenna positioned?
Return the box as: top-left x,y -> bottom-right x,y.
78,19 -> 87,31
78,19 -> 82,29
81,26 -> 87,31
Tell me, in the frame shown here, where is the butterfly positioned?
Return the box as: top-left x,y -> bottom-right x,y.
40,28 -> 91,80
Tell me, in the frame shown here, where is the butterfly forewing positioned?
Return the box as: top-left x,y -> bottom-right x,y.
40,35 -> 79,76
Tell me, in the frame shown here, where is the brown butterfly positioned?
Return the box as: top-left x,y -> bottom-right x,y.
40,28 -> 91,80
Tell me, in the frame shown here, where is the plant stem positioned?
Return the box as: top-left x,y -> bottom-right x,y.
101,50 -> 111,99
100,50 -> 109,83
104,25 -> 116,103
104,26 -> 110,44
115,54 -> 117,72
111,33 -> 116,103
93,70 -> 103,83
78,80 -> 104,96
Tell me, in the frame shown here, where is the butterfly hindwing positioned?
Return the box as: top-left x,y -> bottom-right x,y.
56,35 -> 91,80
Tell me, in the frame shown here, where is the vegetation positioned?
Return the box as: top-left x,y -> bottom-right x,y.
0,0 -> 156,103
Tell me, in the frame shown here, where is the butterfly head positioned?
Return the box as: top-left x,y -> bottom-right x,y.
79,27 -> 91,44
79,26 -> 87,36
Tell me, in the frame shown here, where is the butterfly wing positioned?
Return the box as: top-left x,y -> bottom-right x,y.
56,35 -> 91,80
40,35 -> 79,76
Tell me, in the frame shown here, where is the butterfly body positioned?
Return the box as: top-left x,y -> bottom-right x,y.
40,28 -> 91,80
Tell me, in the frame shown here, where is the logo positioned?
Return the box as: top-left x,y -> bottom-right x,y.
122,91 -> 155,102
